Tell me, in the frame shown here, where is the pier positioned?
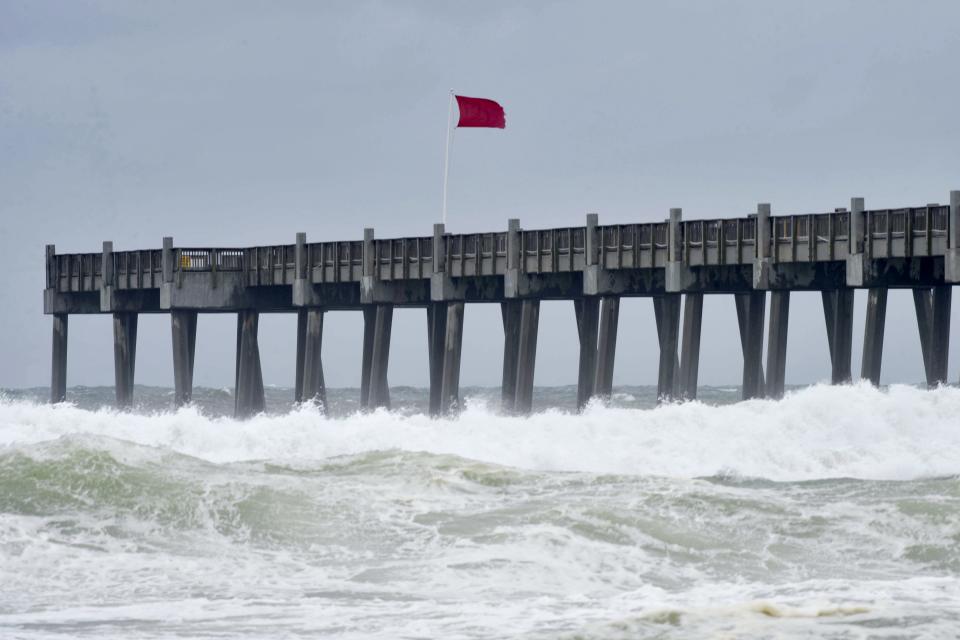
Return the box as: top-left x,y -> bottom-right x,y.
44,192 -> 960,417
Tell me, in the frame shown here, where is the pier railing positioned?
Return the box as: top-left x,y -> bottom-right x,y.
44,204 -> 953,293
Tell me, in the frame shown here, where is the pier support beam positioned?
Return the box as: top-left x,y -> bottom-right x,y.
514,300 -> 541,414
427,302 -> 448,417
594,296 -> 619,399
113,312 -> 138,408
861,288 -> 887,385
679,293 -> 703,400
736,291 -> 766,399
574,297 -> 600,410
765,292 -> 789,399
440,301 -> 465,415
914,287 -> 951,387
50,314 -> 68,403
822,289 -> 854,384
654,294 -> 681,401
171,310 -> 197,407
501,300 -> 522,412
300,309 -> 327,408
367,304 -> 393,409
235,310 -> 265,418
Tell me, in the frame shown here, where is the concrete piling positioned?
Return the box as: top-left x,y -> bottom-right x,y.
654,294 -> 681,401
736,291 -> 766,399
295,309 -> 307,402
765,291 -> 789,399
427,302 -> 448,417
822,289 -> 854,384
915,287 -> 952,387
171,310 -> 197,407
301,309 -> 327,407
235,310 -> 265,418
359,307 -> 376,408
861,288 -> 887,385
679,293 -> 703,400
440,301 -> 465,414
500,300 -> 522,412
594,296 -> 619,399
112,312 -> 138,408
368,304 -> 393,409
574,297 -> 600,410
514,299 -> 540,413
930,286 -> 951,387
50,314 -> 68,403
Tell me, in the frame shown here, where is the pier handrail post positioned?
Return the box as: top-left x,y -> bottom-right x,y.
752,203 -> 772,289
45,244 -> 56,290
102,241 -> 114,287
951,190 -> 960,249
665,208 -> 687,293
948,190 -> 960,283
668,208 -> 681,263
847,198 -> 866,287
585,213 -> 598,266
162,237 -> 174,283
756,203 -> 770,261
363,228 -> 375,278
433,223 -> 445,274
295,232 -> 307,280
850,197 -> 865,255
507,218 -> 521,270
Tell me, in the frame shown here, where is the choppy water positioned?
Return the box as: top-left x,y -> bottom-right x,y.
1,383 -> 959,639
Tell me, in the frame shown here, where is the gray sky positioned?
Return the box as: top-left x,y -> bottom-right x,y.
2,0 -> 959,390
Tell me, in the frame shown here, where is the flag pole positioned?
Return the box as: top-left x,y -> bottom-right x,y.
442,90 -> 454,226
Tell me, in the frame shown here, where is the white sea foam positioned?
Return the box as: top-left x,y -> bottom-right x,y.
2,383 -> 959,481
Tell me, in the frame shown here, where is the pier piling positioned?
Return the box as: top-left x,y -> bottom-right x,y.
654,294 -> 681,401
679,293 -> 703,400
765,292 -> 789,399
861,288 -> 887,385
594,296 -> 619,399
427,302 -> 448,417
360,307 -> 376,408
171,310 -> 197,407
514,299 -> 540,413
822,289 -> 854,384
915,287 -> 952,387
295,310 -> 307,402
301,309 -> 327,407
112,312 -> 138,408
235,310 -> 265,418
440,301 -> 464,415
368,304 -> 393,409
737,291 -> 766,399
501,300 -> 522,412
574,297 -> 600,410
50,314 -> 68,403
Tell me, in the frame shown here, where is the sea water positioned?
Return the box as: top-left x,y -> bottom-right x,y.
1,383 -> 959,639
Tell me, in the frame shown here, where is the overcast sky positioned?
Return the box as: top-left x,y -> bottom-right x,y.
2,0 -> 959,391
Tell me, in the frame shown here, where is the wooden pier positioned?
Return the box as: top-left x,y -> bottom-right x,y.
44,192 -> 960,416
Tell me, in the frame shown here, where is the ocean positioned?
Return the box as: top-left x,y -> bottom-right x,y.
1,383 -> 959,639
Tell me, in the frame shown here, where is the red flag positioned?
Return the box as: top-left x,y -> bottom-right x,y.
455,95 -> 505,129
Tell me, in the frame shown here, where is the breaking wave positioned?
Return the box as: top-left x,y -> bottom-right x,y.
2,382 -> 959,481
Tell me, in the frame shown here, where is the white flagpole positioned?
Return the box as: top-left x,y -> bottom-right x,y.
442,90 -> 455,226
